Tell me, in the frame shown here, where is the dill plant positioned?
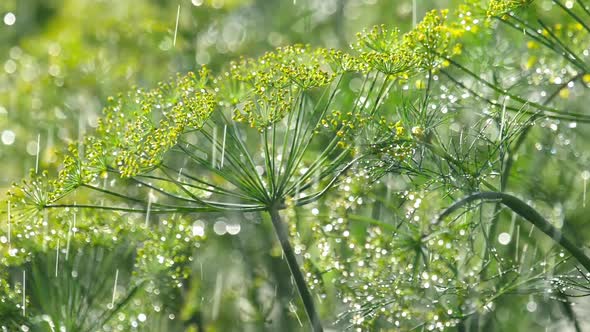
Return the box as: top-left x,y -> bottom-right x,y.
3,0 -> 590,331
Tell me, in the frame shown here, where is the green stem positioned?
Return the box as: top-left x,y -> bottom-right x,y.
437,192 -> 590,272
484,73 -> 582,275
268,207 -> 323,332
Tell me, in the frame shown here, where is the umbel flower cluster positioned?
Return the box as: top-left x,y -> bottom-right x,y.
11,5 -> 476,211
7,0 -> 590,331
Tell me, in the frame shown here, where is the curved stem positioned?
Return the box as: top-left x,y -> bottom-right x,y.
484,72 -> 581,274
437,192 -> 590,272
559,291 -> 583,332
268,207 -> 323,332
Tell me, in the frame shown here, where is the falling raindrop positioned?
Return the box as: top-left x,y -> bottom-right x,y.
173,5 -> 180,47
42,209 -> 49,250
35,134 -> 40,174
73,210 -> 77,232
145,191 -> 154,228
314,167 -> 321,190
212,126 -> 218,168
110,269 -> 119,309
514,225 -> 520,262
65,219 -> 72,261
412,0 -> 417,27
55,239 -> 60,277
7,201 -> 11,250
289,301 -> 303,327
22,270 -> 25,316
220,125 -> 227,168
212,273 -> 223,319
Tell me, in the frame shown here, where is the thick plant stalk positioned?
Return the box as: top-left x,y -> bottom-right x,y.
268,207 -> 323,332
437,192 -> 590,272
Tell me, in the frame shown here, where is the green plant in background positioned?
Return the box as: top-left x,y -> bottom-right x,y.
4,0 -> 590,331
0,0 -> 399,184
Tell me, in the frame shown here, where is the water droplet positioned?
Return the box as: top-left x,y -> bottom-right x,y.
213,220 -> 227,235
226,223 -> 240,235
192,220 -> 205,237
4,12 -> 15,26
1,130 -> 14,145
4,60 -> 16,74
498,232 -> 511,245
526,300 -> 537,312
